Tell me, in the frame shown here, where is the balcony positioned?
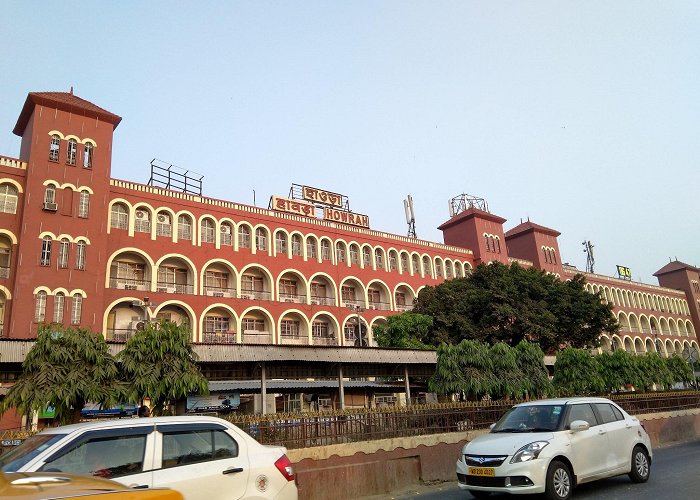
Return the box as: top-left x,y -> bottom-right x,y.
204,286 -> 237,298
342,298 -> 364,308
395,303 -> 414,312
106,328 -> 137,342
280,333 -> 309,346
157,282 -> 194,294
279,292 -> 307,304
242,330 -> 272,344
0,266 -> 9,279
367,300 -> 391,311
110,278 -> 150,291
312,335 -> 338,346
310,295 -> 335,306
239,289 -> 272,301
202,331 -> 237,344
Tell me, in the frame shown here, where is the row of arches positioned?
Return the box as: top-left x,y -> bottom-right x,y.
104,297 -> 387,347
616,311 -> 696,337
587,282 -> 690,316
108,200 -> 473,280
599,334 -> 699,358
109,249 -> 421,312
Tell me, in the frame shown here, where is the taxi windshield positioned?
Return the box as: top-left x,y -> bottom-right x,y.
0,434 -> 66,471
491,405 -> 563,433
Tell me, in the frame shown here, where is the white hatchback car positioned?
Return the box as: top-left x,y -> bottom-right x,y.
456,397 -> 652,500
0,416 -> 297,500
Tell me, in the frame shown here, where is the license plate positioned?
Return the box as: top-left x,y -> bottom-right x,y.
468,467 -> 495,476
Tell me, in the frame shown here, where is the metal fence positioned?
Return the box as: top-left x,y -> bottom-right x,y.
225,391 -> 700,449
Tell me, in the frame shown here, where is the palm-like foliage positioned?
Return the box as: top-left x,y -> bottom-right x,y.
429,340 -> 495,399
489,342 -> 526,399
118,320 -> 208,415
0,324 -> 120,424
553,348 -> 605,396
513,341 -> 552,398
597,350 -> 644,392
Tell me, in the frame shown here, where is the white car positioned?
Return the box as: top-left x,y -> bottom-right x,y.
456,397 -> 652,500
0,415 -> 297,500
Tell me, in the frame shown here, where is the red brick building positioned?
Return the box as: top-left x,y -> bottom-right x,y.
0,91 -> 698,422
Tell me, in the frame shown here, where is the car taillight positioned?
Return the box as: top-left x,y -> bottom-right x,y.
274,454 -> 295,482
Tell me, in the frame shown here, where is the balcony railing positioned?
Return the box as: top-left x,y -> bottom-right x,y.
0,266 -> 9,279
109,278 -> 150,291
279,293 -> 307,304
203,286 -> 237,298
395,303 -> 414,312
341,299 -> 364,308
312,335 -> 338,346
156,282 -> 194,294
242,330 -> 273,344
310,295 -> 335,306
202,331 -> 237,344
105,328 -> 137,342
280,333 -> 309,346
239,289 -> 272,301
367,300 -> 391,311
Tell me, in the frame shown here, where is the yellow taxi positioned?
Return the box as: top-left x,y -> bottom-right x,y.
0,470 -> 183,499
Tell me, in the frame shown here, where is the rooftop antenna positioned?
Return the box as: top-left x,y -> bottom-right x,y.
448,193 -> 489,217
404,195 -> 417,238
582,240 -> 595,273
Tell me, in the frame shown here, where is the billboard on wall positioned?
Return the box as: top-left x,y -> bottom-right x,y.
187,392 -> 240,413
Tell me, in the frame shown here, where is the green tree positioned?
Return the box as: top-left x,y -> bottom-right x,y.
118,320 -> 209,415
0,324 -> 120,425
429,340 -> 495,399
513,341 -> 552,398
636,353 -> 674,391
665,355 -> 694,388
413,262 -> 617,352
597,350 -> 644,393
373,312 -> 433,349
553,348 -> 605,396
488,342 -> 525,399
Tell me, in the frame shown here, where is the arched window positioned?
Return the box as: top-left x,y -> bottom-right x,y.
220,223 -> 233,246
58,238 -> 70,269
53,292 -> 65,323
156,213 -> 172,237
44,185 -> 56,205
306,236 -> 317,259
238,225 -> 251,249
83,142 -> 93,168
78,191 -> 90,218
412,255 -> 420,275
178,215 -> 193,240
423,256 -> 432,277
320,240 -> 331,262
435,260 -> 443,278
35,291 -> 47,322
276,232 -> 288,255
67,138 -> 77,165
111,203 -> 129,230
400,253 -> 409,273
201,219 -> 215,244
388,251 -> 398,271
336,242 -> 346,264
75,241 -> 86,270
291,234 -> 302,256
349,244 -> 360,265
255,228 -> 268,251
374,248 -> 385,270
71,295 -> 83,324
40,237 -> 52,266
0,184 -> 19,214
362,247 -> 371,267
134,209 -> 151,233
49,134 -> 60,161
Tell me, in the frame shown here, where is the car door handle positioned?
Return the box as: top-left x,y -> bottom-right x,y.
598,430 -> 606,435
223,467 -> 244,475
130,485 -> 150,489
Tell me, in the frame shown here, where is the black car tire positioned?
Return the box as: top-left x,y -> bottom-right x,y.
468,491 -> 491,498
628,445 -> 651,483
545,460 -> 573,500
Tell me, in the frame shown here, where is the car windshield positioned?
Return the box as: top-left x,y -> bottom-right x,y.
0,433 -> 66,471
491,404 -> 564,433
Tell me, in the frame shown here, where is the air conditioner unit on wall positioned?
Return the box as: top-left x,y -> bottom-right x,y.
43,202 -> 58,211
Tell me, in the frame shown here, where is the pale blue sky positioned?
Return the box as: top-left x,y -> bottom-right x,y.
1,1 -> 698,283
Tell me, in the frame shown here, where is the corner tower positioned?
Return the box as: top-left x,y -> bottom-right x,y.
8,92 -> 121,337
505,221 -> 563,276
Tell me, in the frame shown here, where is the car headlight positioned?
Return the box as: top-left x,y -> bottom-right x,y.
510,441 -> 549,463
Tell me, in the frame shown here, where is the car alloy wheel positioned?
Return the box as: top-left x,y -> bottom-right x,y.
545,461 -> 572,500
629,445 -> 650,483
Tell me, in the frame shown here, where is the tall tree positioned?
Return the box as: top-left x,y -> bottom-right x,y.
488,342 -> 526,399
553,348 -> 605,396
0,325 -> 120,424
665,355 -> 694,388
413,262 -> 618,351
597,350 -> 644,393
513,341 -> 552,398
373,312 -> 433,349
429,340 -> 495,399
118,320 -> 209,415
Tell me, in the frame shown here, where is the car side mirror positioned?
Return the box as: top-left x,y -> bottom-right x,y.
569,420 -> 590,432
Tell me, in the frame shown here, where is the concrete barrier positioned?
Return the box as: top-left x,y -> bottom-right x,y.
290,409 -> 700,500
